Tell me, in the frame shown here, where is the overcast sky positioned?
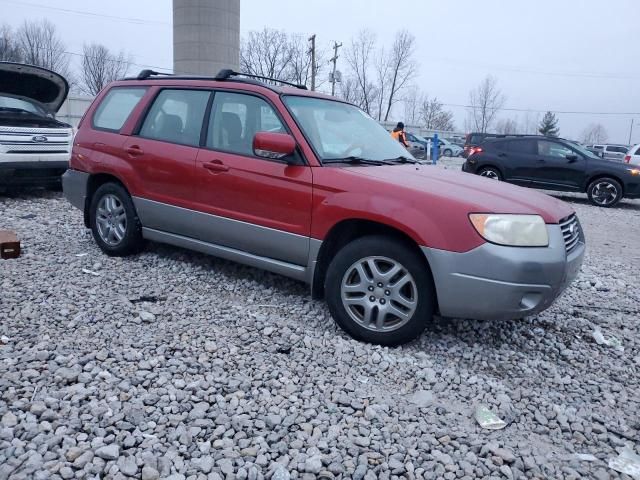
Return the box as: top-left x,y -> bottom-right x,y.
2,0 -> 639,143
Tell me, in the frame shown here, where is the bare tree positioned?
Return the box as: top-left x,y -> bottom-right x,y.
374,46 -> 392,120
581,123 -> 609,144
16,20 -> 71,79
521,111 -> 540,135
420,95 -> 455,131
240,28 -> 294,81
343,30 -> 378,115
81,43 -> 131,95
403,86 -> 421,125
467,75 -> 506,133
382,30 -> 417,121
495,118 -> 519,134
0,24 -> 22,62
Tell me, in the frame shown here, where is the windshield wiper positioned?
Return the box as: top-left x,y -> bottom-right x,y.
383,155 -> 418,164
323,156 -> 391,166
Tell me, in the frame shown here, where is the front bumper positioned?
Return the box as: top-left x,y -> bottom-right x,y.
422,225 -> 585,320
0,160 -> 69,187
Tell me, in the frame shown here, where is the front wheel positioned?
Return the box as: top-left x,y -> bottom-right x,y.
478,166 -> 502,181
89,182 -> 144,256
324,236 -> 435,346
587,177 -> 623,207
443,148 -> 453,157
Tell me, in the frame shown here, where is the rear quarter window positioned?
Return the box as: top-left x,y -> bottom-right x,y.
92,87 -> 147,131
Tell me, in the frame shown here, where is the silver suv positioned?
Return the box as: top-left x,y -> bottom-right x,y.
585,144 -> 629,162
0,62 -> 73,191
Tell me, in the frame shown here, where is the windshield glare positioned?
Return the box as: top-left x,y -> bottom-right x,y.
0,95 -> 48,116
283,96 -> 414,162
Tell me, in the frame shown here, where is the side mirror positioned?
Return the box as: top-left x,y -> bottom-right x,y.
253,132 -> 296,161
566,153 -> 578,163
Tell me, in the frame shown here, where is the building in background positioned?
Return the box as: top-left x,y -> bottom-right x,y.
173,0 -> 240,76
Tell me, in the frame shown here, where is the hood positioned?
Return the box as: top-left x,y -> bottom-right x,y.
346,164 -> 575,223
0,62 -> 69,113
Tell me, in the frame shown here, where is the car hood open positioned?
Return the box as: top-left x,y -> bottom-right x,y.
347,164 -> 575,224
0,62 -> 69,113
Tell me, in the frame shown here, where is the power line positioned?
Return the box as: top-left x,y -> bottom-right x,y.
440,102 -> 640,116
0,0 -> 170,26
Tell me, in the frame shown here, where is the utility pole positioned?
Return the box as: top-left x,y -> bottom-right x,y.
629,118 -> 635,145
308,34 -> 316,91
329,41 -> 343,96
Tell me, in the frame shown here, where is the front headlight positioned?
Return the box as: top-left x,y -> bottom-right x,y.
469,214 -> 549,247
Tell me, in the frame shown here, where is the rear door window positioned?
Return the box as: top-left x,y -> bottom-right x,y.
507,139 -> 536,155
538,140 -> 574,158
634,146 -> 640,155
607,146 -> 627,153
93,87 -> 147,131
139,89 -> 211,147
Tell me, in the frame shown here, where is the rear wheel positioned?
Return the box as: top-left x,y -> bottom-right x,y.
325,236 -> 435,346
443,148 -> 453,157
587,177 -> 622,207
89,182 -> 144,256
478,166 -> 502,181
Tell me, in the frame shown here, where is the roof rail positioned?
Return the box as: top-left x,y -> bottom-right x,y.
130,68 -> 308,90
215,69 -> 308,90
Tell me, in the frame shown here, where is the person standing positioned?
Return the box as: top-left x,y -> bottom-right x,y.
391,122 -> 410,148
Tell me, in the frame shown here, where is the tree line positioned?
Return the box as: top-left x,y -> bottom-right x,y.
1,19 -> 131,96
0,20 -> 613,141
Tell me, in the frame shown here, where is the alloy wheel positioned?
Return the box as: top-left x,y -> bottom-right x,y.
340,256 -> 418,332
480,169 -> 500,180
591,181 -> 618,206
96,194 -> 127,246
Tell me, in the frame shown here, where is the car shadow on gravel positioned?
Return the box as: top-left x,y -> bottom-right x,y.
546,192 -> 640,210
146,241 -> 309,297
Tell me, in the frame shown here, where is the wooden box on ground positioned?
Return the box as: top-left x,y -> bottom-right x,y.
0,230 -> 20,259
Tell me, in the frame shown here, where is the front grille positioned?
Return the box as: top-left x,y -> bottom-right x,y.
559,214 -> 581,253
0,126 -> 73,155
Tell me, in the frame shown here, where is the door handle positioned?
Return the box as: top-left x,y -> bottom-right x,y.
203,160 -> 229,173
126,145 -> 144,157
498,153 -> 507,158
537,158 -> 546,163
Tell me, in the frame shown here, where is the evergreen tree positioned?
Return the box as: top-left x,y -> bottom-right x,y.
538,111 -> 559,137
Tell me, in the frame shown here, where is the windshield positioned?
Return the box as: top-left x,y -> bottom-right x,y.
0,95 -> 49,117
567,141 -> 601,160
283,96 -> 414,163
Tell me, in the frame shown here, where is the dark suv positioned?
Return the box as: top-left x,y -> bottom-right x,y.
462,135 -> 640,207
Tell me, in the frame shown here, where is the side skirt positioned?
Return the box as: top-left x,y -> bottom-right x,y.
142,227 -> 310,283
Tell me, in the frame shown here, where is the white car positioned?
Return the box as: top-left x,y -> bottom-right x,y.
625,144 -> 640,166
585,144 -> 629,162
0,62 -> 73,191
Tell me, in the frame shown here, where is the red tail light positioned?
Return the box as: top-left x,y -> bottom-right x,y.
469,147 -> 483,156
624,155 -> 631,163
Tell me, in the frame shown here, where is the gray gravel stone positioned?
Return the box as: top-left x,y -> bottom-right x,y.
95,444 -> 120,460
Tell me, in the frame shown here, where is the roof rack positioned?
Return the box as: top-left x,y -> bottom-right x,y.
131,68 -> 308,90
214,69 -> 307,90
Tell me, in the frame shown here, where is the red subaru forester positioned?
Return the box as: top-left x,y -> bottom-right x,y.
63,70 -> 585,346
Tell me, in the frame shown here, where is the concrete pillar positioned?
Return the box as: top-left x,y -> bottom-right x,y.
173,0 -> 240,76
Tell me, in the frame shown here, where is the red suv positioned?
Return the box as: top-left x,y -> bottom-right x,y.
62,70 -> 585,345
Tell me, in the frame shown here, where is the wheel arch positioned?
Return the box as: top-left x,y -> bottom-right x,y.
310,219 -> 438,310
83,173 -> 131,227
584,173 -> 625,195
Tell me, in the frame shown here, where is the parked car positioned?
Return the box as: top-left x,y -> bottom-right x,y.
401,131 -> 427,159
624,144 -> 640,166
437,137 -> 463,157
0,62 -> 74,191
584,144 -> 629,162
63,69 -> 585,346
463,135 -> 640,207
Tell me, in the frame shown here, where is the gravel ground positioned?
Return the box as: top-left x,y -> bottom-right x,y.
1,184 -> 639,480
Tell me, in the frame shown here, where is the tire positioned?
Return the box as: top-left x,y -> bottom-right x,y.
478,166 -> 502,181
443,148 -> 453,157
587,177 -> 623,207
324,235 -> 435,346
89,182 -> 144,256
